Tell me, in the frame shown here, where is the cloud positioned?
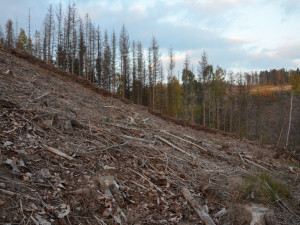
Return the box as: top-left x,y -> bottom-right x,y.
270,44 -> 300,59
225,36 -> 257,44
129,5 -> 146,14
180,0 -> 252,13
1,0 -> 300,73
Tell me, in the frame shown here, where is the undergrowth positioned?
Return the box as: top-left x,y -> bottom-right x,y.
243,172 -> 290,202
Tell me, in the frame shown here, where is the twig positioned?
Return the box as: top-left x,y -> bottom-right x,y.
130,180 -> 148,190
181,187 -> 216,225
33,91 -> 52,101
80,142 -> 128,154
264,182 -> 299,218
43,144 -> 75,162
164,152 -> 168,172
30,216 -> 39,225
102,122 -> 138,130
88,116 -> 93,134
128,168 -> 163,194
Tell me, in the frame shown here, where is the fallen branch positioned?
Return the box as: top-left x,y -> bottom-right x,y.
155,135 -> 195,158
121,135 -> 155,144
160,130 -> 207,153
43,144 -> 75,162
103,122 -> 138,130
33,91 -> 52,101
264,182 -> 299,218
238,152 -> 246,164
243,155 -> 274,169
182,134 -> 203,143
0,189 -> 38,201
128,168 -> 163,194
181,187 -> 216,225
244,158 -> 270,171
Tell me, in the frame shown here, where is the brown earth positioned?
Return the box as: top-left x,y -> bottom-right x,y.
0,47 -> 299,224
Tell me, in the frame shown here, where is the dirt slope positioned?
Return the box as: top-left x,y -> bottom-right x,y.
0,48 -> 299,224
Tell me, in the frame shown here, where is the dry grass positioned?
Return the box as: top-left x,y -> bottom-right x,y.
251,85 -> 291,96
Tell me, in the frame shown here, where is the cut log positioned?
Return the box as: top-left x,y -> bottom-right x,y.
181,187 -> 216,225
43,144 -> 75,162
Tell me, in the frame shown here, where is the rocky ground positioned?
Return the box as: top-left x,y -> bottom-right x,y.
0,47 -> 299,224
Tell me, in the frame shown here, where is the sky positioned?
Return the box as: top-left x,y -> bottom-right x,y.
0,0 -> 300,74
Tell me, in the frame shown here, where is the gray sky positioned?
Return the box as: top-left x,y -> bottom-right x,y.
1,0 -> 300,74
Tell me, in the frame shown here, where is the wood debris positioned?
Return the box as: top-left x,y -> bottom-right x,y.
0,47 -> 299,225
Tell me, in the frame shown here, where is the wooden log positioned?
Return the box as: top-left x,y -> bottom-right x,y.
155,135 -> 195,158
181,187 -> 216,225
43,144 -> 75,162
160,130 -> 207,153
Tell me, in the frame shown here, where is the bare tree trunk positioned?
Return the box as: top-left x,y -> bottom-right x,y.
230,101 -> 233,133
203,93 -> 206,126
208,87 -> 211,128
286,90 -> 293,148
223,105 -> 226,131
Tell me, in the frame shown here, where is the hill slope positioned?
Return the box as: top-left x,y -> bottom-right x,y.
0,48 -> 299,224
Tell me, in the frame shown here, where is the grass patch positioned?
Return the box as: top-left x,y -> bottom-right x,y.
130,122 -> 137,127
243,172 -> 290,202
289,162 -> 300,168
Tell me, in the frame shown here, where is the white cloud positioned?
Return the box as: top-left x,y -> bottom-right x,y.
129,5 -> 146,14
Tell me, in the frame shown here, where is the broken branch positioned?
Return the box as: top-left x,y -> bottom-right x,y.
43,144 -> 75,162
160,130 -> 207,152
121,135 -> 155,144
155,135 -> 195,158
244,158 -> 270,171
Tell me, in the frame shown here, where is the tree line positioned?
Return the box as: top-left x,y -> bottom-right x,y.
0,3 -> 299,148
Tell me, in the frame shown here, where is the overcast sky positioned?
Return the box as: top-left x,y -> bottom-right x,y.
0,0 -> 300,74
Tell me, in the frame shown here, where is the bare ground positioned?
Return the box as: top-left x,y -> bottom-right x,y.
0,47 -> 299,224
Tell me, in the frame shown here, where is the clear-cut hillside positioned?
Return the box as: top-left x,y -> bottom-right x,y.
0,47 -> 299,224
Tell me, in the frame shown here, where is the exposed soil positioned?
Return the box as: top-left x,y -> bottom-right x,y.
0,47 -> 299,224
